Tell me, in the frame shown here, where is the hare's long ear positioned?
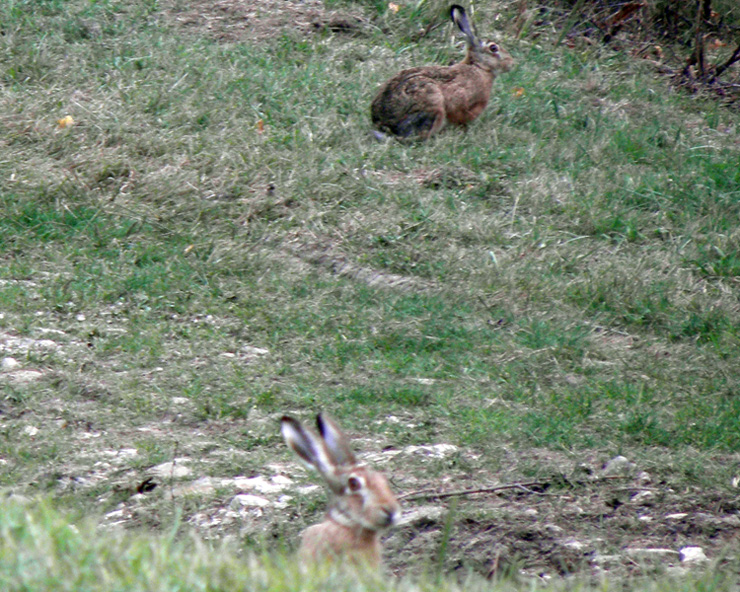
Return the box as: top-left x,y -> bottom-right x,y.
281,416 -> 339,480
282,416 -> 322,467
450,5 -> 478,45
317,413 -> 357,467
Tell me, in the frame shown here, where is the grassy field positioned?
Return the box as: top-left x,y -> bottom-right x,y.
1,0 -> 739,589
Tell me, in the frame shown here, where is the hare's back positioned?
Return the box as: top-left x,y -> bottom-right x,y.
376,66 -> 458,95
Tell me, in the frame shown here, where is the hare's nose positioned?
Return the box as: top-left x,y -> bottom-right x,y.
381,505 -> 399,526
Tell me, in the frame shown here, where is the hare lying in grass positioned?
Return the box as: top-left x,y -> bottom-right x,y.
371,4 -> 514,139
281,413 -> 401,569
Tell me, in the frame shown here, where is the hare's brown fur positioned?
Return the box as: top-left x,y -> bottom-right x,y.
299,513 -> 382,567
281,414 -> 400,570
371,5 -> 514,139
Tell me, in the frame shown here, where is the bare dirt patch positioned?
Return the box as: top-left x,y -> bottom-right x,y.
280,232 -> 438,293
387,455 -> 740,581
159,0 -> 369,42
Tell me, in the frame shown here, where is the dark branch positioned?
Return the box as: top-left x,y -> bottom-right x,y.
398,475 -> 633,502
398,481 -> 551,501
715,42 -> 740,78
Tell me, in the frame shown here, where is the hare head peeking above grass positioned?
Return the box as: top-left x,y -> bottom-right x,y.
281,413 -> 401,570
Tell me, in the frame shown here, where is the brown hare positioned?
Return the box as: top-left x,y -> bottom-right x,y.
281,413 -> 401,569
371,4 -> 514,139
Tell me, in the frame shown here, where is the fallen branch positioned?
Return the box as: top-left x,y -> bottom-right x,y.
398,480 -> 552,502
398,474 -> 632,502
714,42 -> 740,78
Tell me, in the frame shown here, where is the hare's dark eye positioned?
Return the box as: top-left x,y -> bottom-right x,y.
347,476 -> 363,492
488,42 -> 499,53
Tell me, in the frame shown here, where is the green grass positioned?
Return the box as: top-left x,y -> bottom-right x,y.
0,0 -> 737,453
1,0 -> 740,587
0,498 -> 736,592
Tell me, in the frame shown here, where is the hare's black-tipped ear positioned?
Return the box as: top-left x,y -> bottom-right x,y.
317,413 -> 357,467
450,4 -> 466,21
450,5 -> 479,46
281,415 -> 320,468
282,415 -> 344,492
450,5 -> 474,39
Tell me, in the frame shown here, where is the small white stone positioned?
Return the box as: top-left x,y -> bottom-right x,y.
242,346 -> 269,356
271,475 -> 293,486
625,548 -> 678,558
402,444 -> 459,458
396,506 -> 446,526
602,455 -> 635,476
98,448 -> 137,459
230,475 -> 291,494
679,546 -> 708,564
630,490 -> 655,505
79,432 -> 102,439
413,378 -> 436,385
593,553 -> 621,566
274,495 -> 292,509
172,477 -> 216,497
23,425 -> 39,437
8,370 -> 44,383
230,494 -> 271,508
105,509 -> 126,520
1,357 -> 19,371
76,314 -> 86,322
636,471 -> 652,484
722,515 -> 740,527
565,504 -> 584,515
36,328 -> 66,337
151,460 -> 192,479
666,512 -> 688,520
363,449 -> 402,464
35,339 -> 58,349
563,540 -> 586,550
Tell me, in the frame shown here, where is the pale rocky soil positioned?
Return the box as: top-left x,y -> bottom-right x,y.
2,325 -> 739,582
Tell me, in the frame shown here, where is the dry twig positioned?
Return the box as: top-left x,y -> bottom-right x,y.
399,474 -> 634,502
399,480 -> 552,502
715,42 -> 740,78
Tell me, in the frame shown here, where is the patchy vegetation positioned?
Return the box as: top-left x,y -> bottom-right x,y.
528,0 -> 740,101
0,0 -> 739,589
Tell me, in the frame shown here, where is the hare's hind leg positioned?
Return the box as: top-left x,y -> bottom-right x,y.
375,105 -> 445,139
399,81 -> 446,139
372,77 -> 446,139
395,107 -> 445,139
392,111 -> 437,138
